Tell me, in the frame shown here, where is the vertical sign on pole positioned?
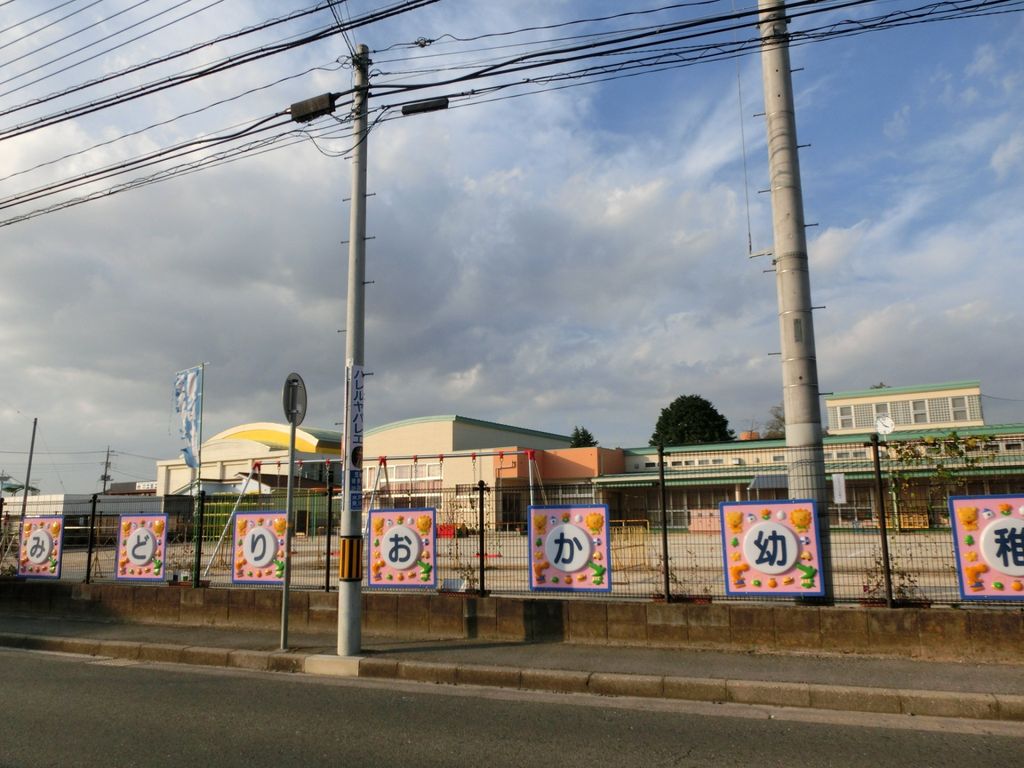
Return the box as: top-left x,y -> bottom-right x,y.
337,362 -> 365,654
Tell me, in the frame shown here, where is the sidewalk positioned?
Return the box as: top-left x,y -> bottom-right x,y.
2,610 -> 1023,723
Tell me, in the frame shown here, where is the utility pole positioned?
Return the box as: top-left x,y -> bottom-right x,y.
21,417 -> 37,517
338,43 -> 371,658
759,0 -> 831,602
101,446 -> 112,493
758,0 -> 826,503
288,45 -> 446,657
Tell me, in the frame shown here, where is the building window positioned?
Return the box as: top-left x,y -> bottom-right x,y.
711,458 -> 724,465
772,455 -> 785,462
698,459 -> 710,466
873,402 -> 889,419
1005,442 -> 1022,452
645,462 -> 657,469
911,400 -> 928,424
671,460 -> 682,467
950,396 -> 968,421
837,405 -> 854,429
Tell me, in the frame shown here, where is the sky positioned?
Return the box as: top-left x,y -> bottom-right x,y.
1,0 -> 1023,494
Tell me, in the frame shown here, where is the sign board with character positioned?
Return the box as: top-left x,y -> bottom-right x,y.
528,505 -> 612,593
366,508 -> 436,589
719,500 -> 824,597
231,512 -> 288,585
18,516 -> 65,579
949,495 -> 1024,601
116,514 -> 168,581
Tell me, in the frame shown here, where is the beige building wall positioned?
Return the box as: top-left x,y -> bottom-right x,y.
826,381 -> 984,435
158,415 -> 572,497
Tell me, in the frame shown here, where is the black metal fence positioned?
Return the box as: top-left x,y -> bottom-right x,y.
1,435 -> 1021,606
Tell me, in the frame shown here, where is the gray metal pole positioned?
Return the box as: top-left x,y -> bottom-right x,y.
757,0 -> 826,503
657,446 -> 671,601
870,434 -> 895,607
338,43 -> 370,657
20,417 -> 37,518
281,414 -> 297,650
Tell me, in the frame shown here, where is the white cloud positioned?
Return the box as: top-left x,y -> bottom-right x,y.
967,44 -> 997,77
990,132 -> 1024,179
883,105 -> 910,140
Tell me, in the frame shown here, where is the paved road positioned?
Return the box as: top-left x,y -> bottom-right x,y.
2,648 -> 1021,768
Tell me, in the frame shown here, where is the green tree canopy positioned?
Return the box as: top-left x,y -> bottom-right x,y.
650,394 -> 734,447
569,425 -> 598,448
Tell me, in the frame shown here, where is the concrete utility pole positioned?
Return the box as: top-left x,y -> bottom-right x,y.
338,43 -> 370,657
758,0 -> 827,503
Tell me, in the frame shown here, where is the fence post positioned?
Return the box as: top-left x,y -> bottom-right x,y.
477,480 -> 487,595
870,434 -> 895,608
84,493 -> 98,584
324,464 -> 334,592
657,445 -> 671,601
192,491 -> 206,588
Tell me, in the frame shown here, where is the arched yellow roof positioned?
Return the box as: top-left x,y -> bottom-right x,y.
207,422 -> 341,455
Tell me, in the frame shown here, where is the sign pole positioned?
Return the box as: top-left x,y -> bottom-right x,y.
280,373 -> 307,650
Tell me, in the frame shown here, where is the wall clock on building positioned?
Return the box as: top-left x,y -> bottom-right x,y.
875,415 -> 895,435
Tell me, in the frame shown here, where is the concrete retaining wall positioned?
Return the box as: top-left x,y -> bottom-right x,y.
1,580 -> 1021,662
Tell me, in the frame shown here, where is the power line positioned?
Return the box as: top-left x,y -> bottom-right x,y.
0,0 -> 105,55
0,0 -> 83,38
0,0 -> 296,99
0,0 -> 204,74
1,0 -> 1017,227
0,0 -> 432,130
0,112 -> 292,212
0,55 -> 348,186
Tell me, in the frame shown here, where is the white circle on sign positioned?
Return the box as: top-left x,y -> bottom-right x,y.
876,415 -> 895,435
381,524 -> 422,569
26,529 -> 54,565
126,528 -> 157,566
543,523 -> 593,573
979,517 -> 1024,577
243,526 -> 278,568
742,522 -> 799,575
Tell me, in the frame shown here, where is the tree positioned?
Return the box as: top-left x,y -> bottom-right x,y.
569,425 -> 598,447
762,404 -> 786,439
650,394 -> 734,447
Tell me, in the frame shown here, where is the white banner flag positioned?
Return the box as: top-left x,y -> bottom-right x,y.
174,366 -> 203,469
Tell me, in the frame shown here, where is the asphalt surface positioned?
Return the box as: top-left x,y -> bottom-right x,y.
4,648 -> 1023,768
1,610 -> 1023,722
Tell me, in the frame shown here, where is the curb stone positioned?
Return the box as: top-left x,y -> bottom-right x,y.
2,632 -> 1022,723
